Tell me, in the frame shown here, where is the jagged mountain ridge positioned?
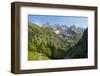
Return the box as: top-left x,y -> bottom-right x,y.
42,22 -> 85,37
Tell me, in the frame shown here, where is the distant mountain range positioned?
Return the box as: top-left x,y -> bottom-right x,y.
42,22 -> 85,38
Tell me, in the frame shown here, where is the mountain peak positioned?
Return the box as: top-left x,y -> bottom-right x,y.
42,22 -> 50,28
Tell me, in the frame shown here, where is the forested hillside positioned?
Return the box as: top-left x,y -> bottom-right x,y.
64,29 -> 88,59
28,22 -> 87,60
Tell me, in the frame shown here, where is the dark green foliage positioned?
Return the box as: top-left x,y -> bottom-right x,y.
64,28 -> 88,59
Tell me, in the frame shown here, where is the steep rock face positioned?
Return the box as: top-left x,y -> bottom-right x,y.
64,28 -> 88,59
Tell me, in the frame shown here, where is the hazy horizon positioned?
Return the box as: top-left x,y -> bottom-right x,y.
28,15 -> 88,29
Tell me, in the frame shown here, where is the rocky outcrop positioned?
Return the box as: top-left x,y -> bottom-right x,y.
64,28 -> 88,59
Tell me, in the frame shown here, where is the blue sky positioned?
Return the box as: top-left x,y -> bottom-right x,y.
28,15 -> 88,29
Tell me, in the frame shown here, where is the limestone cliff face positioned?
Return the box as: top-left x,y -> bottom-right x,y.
64,28 -> 88,59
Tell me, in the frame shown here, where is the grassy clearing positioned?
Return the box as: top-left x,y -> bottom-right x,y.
28,51 -> 50,61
